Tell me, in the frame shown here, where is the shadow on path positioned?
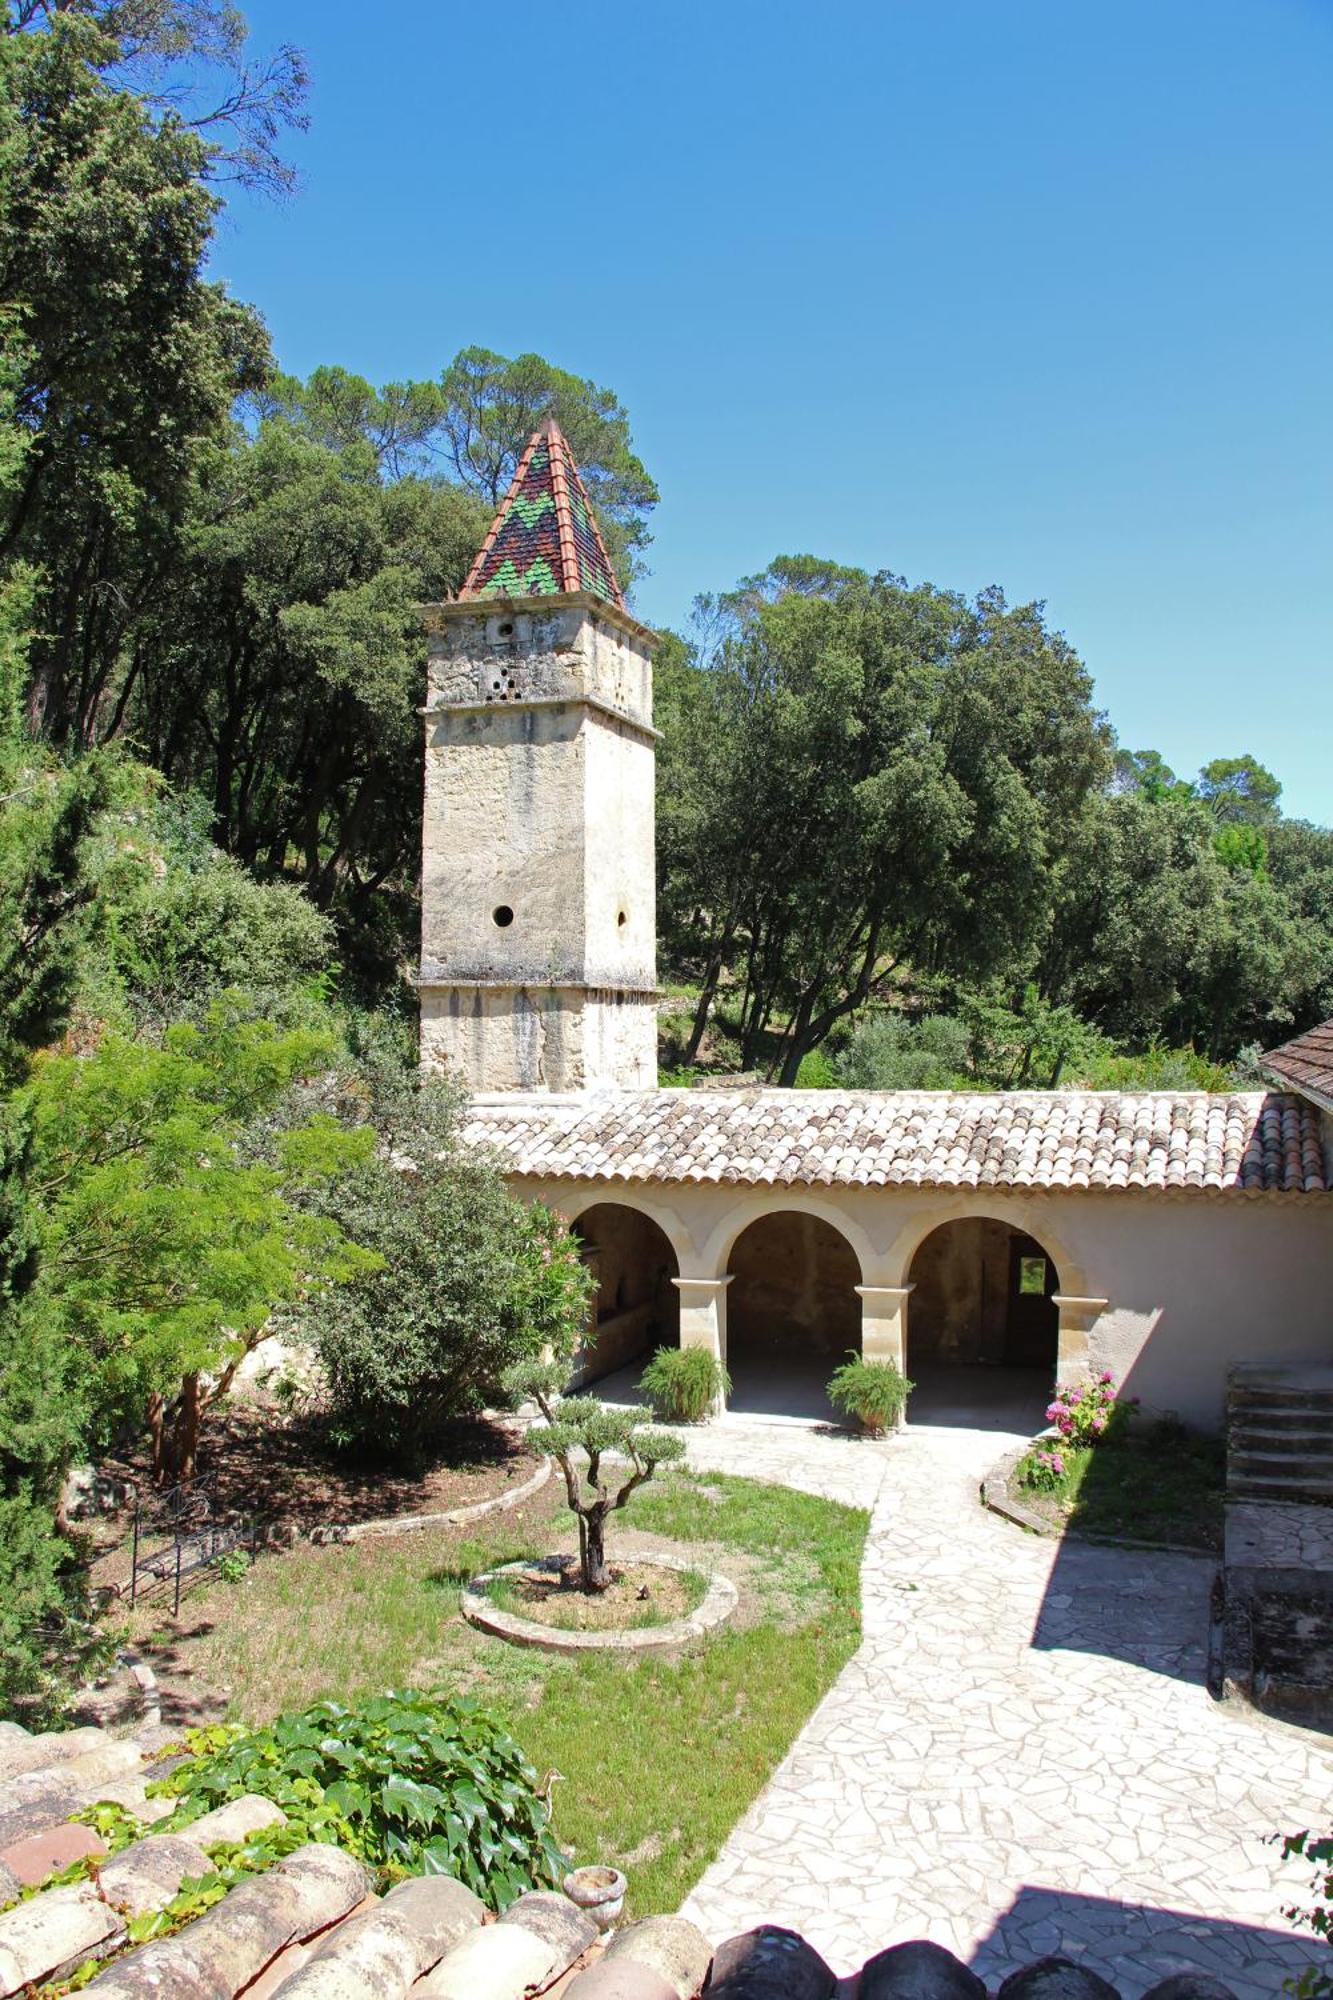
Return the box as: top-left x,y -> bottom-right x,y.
969,1883 -> 1318,1997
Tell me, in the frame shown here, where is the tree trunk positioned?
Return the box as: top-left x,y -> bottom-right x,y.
175,1374 -> 202,1484
153,1376 -> 202,1487
580,1505 -> 610,1591
147,1392 -> 167,1485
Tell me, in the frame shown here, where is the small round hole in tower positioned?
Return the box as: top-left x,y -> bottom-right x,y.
498,622 -> 514,637
492,905 -> 515,928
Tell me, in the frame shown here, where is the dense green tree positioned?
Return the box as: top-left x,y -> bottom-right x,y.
1197,754 -> 1282,826
123,424 -> 484,985
0,13 -> 268,743
5,1 -> 309,195
1033,788 -> 1222,1047
24,1004 -> 374,1479
659,562 -> 1110,1082
1267,819 -> 1333,1026
260,346 -> 657,581
436,347 -> 658,581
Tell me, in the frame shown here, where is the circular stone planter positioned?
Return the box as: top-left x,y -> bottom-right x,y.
461,1549 -> 738,1656
324,1454 -> 552,1545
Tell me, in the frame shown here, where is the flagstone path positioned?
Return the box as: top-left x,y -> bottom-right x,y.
670,1405 -> 1333,1997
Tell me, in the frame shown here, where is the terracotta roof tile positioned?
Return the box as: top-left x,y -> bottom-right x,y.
462,1089 -> 1329,1196
1263,1018 -> 1333,1109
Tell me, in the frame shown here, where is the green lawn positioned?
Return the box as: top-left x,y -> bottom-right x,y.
1014,1432 -> 1226,1552
132,1469 -> 868,1919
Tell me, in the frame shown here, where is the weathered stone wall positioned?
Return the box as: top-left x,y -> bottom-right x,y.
419,985 -> 656,1094
420,596 -> 658,1093
426,598 -> 653,728
728,1212 -> 861,1363
908,1218 -> 1015,1365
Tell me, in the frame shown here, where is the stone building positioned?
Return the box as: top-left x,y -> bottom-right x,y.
422,425 -> 1333,1430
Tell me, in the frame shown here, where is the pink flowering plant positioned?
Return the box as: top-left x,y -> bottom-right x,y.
1022,1446 -> 1067,1492
1044,1371 -> 1137,1449
1017,1371 -> 1138,1495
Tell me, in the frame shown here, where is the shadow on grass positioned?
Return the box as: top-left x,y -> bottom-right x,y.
103,1412 -> 531,1538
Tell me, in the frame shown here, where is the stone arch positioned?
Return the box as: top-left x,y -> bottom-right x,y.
699,1191 -> 873,1286
903,1210 -> 1067,1385
724,1205 -> 865,1419
568,1199 -> 681,1388
887,1200 -> 1089,1301
548,1185 -> 695,1275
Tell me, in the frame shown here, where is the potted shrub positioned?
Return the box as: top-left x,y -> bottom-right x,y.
826,1353 -> 913,1436
638,1345 -> 730,1422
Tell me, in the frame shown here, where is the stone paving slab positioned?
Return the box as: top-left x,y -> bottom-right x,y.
672,1409 -> 1333,1998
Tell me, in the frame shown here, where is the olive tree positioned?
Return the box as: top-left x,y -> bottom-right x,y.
504,1360 -> 684,1593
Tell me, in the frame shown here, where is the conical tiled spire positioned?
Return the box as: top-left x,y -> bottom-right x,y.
458,421 -> 624,607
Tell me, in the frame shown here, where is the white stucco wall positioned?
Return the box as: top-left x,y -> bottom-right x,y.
510,1175 -> 1333,1431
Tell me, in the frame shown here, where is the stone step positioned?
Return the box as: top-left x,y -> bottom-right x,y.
1229,1473 -> 1333,1505
1232,1376 -> 1333,1408
1230,1401 -> 1333,1429
1229,1408 -> 1333,1436
1216,1432 -> 1328,1464
1231,1451 -> 1333,1484
1231,1365 -> 1333,1391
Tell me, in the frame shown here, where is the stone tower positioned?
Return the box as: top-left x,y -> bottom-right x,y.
419,421 -> 659,1093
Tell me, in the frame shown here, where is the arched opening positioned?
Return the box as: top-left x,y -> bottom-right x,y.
727,1209 -> 862,1420
906,1217 -> 1059,1428
570,1202 -> 680,1391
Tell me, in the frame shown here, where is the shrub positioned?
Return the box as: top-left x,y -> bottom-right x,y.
1045,1371 -> 1136,1448
1018,1446 -> 1068,1492
826,1353 -> 913,1435
0,1487 -> 94,1721
294,1062 -> 593,1463
505,1360 -> 685,1591
638,1345 -> 730,1422
157,1690 -> 564,1909
835,1013 -> 972,1091
1281,1830 -> 1333,1997
794,1048 -> 838,1089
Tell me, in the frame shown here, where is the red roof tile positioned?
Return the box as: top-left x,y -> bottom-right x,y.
1263,1019 -> 1333,1109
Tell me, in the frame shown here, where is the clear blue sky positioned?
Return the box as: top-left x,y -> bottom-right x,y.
220,0 -> 1332,824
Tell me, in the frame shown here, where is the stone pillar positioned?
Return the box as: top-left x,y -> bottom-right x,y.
854,1284 -> 914,1369
855,1284 -> 914,1428
1051,1294 -> 1109,1380
672,1276 -> 733,1412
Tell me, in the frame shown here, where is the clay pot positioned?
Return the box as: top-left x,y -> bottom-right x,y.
563,1863 -> 627,1930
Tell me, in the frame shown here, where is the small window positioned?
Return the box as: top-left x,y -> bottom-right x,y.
1018,1256 -> 1048,1297
617,909 -> 628,928
492,905 -> 514,928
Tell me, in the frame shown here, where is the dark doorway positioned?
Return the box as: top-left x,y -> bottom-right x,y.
726,1210 -> 862,1420
1004,1233 -> 1059,1367
906,1218 -> 1059,1426
571,1204 -> 679,1387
